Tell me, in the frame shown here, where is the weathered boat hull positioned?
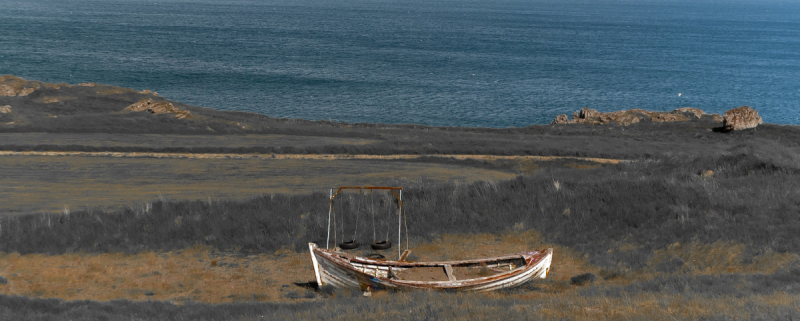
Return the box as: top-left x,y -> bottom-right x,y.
308,243 -> 552,292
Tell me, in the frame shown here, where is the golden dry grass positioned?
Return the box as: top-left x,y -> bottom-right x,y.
0,244 -> 314,304
646,241 -> 799,275
1,230 -> 799,320
3,231 -> 795,303
0,232 -> 555,304
0,230 -> 600,304
409,230 -> 599,287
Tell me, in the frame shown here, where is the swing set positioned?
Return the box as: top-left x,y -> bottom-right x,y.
310,186 -> 553,292
326,186 -> 408,260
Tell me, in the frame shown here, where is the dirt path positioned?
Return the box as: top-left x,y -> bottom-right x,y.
0,151 -> 627,164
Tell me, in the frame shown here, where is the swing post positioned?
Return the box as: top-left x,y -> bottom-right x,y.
326,189 -> 332,249
398,189 -> 402,260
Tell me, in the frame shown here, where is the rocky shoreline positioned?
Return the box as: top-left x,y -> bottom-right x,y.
1,74 -> 772,134
552,106 -> 763,131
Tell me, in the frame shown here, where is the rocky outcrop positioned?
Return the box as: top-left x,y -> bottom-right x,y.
125,98 -> 191,119
0,105 -> 11,114
139,89 -> 159,96
552,107 -> 723,126
551,114 -> 569,124
723,106 -> 762,131
674,107 -> 705,119
1,83 -> 36,97
0,75 -> 39,97
577,107 -> 603,120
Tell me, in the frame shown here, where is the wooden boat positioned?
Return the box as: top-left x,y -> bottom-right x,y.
309,243 -> 552,292
310,186 -> 553,292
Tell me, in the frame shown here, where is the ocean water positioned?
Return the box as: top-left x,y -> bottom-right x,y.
1,0 -> 798,127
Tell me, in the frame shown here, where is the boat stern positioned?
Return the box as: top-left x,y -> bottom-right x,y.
520,248 -> 553,279
308,243 -> 323,287
539,248 -> 553,279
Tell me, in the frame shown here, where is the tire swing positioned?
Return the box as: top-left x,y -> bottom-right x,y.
339,240 -> 360,249
371,240 -> 392,250
370,190 -> 392,251
338,191 -> 360,250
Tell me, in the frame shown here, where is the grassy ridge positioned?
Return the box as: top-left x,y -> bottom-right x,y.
2,145 -> 798,272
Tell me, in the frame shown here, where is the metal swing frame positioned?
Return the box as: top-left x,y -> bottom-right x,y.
326,186 -> 404,260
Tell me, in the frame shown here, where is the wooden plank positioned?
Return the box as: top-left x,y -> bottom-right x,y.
337,251 -> 524,267
444,264 -> 456,282
389,267 -> 403,280
399,249 -> 411,262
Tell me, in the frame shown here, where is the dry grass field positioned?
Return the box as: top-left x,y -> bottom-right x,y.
0,231 -> 559,304
1,231 -> 799,320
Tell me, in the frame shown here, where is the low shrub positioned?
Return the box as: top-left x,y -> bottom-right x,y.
0,153 -> 798,271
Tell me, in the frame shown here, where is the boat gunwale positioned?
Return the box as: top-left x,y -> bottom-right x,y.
312,244 -> 551,287
330,250 -> 531,268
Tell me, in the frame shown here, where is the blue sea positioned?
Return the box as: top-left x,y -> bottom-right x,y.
1,0 -> 798,127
